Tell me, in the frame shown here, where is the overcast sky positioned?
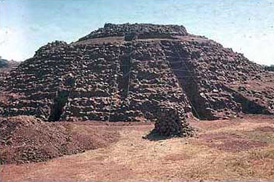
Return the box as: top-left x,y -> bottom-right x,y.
0,0 -> 274,65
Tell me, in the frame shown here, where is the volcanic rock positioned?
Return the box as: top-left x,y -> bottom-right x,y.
0,59 -> 19,96
0,23 -> 273,124
154,105 -> 193,137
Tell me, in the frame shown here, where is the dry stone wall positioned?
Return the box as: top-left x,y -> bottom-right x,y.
1,23 -> 273,122
161,40 -> 271,119
113,41 -> 190,122
154,105 -> 193,137
3,41 -> 81,120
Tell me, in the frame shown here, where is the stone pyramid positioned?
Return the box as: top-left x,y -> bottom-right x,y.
1,23 -> 273,122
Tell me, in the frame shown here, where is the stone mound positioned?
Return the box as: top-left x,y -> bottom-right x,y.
0,116 -> 119,164
154,105 -> 193,137
1,23 -> 273,123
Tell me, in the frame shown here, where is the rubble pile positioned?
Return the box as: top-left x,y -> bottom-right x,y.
1,23 -> 273,123
154,105 -> 193,137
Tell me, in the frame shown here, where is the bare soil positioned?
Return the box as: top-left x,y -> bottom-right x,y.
1,114 -> 274,181
0,116 -> 120,164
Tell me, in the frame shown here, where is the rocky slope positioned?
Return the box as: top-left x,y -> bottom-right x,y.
0,23 -> 273,122
0,116 -> 119,164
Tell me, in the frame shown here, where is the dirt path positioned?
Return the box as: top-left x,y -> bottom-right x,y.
1,116 -> 274,181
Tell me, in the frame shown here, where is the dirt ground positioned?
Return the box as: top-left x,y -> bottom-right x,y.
1,115 -> 274,181
0,116 -> 120,164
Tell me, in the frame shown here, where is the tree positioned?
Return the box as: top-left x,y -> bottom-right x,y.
265,65 -> 274,71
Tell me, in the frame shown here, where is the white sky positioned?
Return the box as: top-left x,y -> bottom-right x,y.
0,0 -> 274,65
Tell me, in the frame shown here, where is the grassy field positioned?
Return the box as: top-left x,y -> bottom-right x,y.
1,115 -> 274,181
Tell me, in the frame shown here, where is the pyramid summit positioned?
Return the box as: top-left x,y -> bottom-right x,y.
78,23 -> 188,41
1,23 -> 273,124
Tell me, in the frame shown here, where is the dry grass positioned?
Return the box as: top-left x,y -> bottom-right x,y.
1,115 -> 274,181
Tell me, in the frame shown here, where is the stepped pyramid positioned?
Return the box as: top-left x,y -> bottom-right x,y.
1,23 -> 273,122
